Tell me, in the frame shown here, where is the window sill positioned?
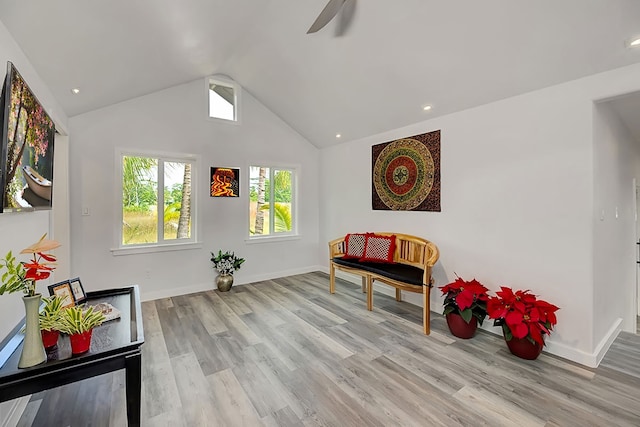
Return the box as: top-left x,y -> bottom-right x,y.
245,234 -> 301,244
111,241 -> 203,256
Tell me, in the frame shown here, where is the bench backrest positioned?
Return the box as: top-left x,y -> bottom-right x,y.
329,232 -> 439,269
374,232 -> 439,269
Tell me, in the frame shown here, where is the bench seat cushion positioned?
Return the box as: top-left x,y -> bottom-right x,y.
332,257 -> 425,286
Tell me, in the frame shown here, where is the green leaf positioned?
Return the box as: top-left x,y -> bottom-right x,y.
502,324 -> 513,341
58,305 -> 106,334
459,308 -> 473,323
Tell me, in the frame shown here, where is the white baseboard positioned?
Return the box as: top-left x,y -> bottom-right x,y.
141,265 -> 324,302
141,281 -> 215,302
330,267 -> 621,369
144,266 -> 621,368
541,318 -> 621,368
238,265 -> 325,286
593,318 -> 623,366
1,396 -> 30,427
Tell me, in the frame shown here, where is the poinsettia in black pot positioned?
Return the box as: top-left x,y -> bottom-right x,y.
439,276 -> 489,339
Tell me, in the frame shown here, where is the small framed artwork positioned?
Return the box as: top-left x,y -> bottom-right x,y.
69,277 -> 87,304
210,167 -> 240,197
48,280 -> 75,309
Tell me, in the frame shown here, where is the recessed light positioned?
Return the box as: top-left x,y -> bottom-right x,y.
336,133 -> 341,138
630,37 -> 640,47
71,88 -> 80,94
423,105 -> 432,111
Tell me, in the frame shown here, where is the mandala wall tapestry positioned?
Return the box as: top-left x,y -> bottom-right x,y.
371,130 -> 440,211
210,167 -> 240,197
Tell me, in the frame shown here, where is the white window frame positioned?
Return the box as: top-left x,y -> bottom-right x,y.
206,75 -> 241,124
112,149 -> 201,255
246,164 -> 299,243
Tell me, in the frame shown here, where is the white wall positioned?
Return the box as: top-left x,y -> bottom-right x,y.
52,135 -> 71,279
592,101 -> 640,341
0,22 -> 69,339
320,62 -> 640,367
68,79 -> 321,300
0,21 -> 69,425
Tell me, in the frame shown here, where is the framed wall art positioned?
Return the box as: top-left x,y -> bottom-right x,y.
371,130 -> 441,212
210,167 -> 240,197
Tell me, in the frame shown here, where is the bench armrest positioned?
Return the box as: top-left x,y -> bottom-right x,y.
328,237 -> 346,259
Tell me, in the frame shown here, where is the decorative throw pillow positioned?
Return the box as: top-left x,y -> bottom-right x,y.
360,234 -> 396,263
343,233 -> 369,259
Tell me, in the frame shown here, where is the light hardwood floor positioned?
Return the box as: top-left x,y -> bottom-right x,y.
16,272 -> 640,426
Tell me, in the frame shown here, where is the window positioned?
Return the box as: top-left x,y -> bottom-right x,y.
208,76 -> 240,122
249,166 -> 296,238
118,151 -> 196,249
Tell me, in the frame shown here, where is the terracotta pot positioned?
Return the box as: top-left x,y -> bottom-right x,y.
41,329 -> 60,349
69,329 -> 93,355
216,274 -> 234,292
504,333 -> 543,360
446,312 -> 478,339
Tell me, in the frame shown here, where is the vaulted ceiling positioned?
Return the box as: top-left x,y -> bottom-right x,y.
1,0 -> 640,148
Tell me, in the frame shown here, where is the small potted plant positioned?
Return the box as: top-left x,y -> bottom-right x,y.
210,250 -> 245,292
39,295 -> 65,349
0,234 -> 60,367
57,305 -> 106,354
439,276 -> 489,339
487,287 -> 559,360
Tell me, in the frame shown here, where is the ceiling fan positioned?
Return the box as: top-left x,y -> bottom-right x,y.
307,0 -> 356,34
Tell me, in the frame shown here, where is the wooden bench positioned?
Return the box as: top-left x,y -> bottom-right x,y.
328,233 -> 439,334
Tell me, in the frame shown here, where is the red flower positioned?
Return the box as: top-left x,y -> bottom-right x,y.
439,277 -> 489,324
1,234 -> 60,297
20,234 -> 59,285
23,253 -> 57,280
487,287 -> 559,347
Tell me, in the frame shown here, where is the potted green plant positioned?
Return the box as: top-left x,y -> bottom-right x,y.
39,295 -> 65,349
0,234 -> 60,367
210,250 -> 245,292
439,276 -> 489,339
57,305 -> 106,354
487,287 -> 559,360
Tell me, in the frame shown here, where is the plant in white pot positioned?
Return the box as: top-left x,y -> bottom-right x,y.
0,234 -> 60,367
58,305 -> 106,355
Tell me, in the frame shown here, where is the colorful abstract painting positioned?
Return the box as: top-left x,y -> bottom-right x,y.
210,167 -> 240,197
371,130 -> 440,211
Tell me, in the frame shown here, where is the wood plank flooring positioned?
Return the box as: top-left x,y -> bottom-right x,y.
15,272 -> 640,426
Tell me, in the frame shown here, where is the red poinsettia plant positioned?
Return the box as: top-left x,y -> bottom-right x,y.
439,276 -> 490,325
487,287 -> 559,346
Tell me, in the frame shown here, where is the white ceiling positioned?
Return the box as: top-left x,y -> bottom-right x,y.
1,0 -> 640,148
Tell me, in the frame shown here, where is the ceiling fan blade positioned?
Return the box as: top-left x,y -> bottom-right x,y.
335,0 -> 356,36
307,0 -> 346,34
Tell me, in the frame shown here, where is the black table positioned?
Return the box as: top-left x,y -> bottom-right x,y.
0,286 -> 144,426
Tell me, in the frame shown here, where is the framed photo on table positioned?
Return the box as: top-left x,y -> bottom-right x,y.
68,277 -> 87,304
47,280 -> 75,308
